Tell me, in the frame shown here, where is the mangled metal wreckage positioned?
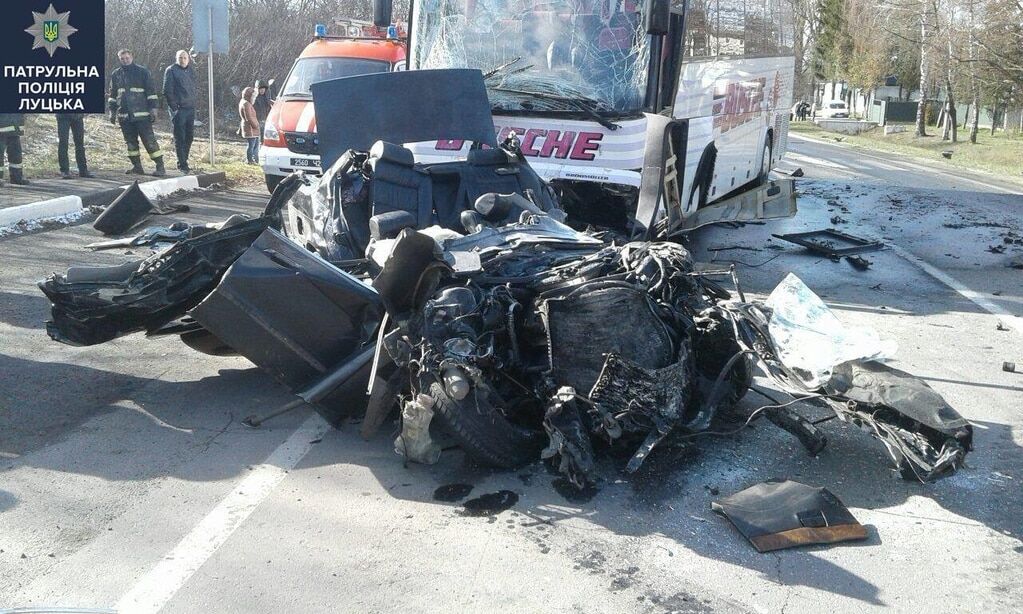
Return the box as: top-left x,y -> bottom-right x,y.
38,70 -> 972,488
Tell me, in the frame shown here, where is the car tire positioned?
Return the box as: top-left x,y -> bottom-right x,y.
428,379 -> 544,468
264,174 -> 282,194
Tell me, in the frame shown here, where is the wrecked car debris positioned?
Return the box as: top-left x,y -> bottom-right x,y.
712,479 -> 868,552
772,228 -> 883,259
37,69 -> 973,490
39,215 -> 270,346
84,217 -> 251,251
92,180 -> 189,235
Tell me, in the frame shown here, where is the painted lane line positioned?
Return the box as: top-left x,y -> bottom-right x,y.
889,243 -> 1023,335
115,413 -> 329,614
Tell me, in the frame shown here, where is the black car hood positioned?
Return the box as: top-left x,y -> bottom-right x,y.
311,68 -> 498,169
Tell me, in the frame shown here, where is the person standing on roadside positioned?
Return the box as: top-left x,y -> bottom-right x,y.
56,113 -> 94,179
239,87 -> 260,164
163,50 -> 197,173
108,49 -> 165,176
253,80 -> 272,150
0,113 -> 29,186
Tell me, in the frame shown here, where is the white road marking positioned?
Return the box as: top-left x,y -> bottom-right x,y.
115,413 -> 329,614
788,133 -> 1023,195
785,152 -> 848,171
888,243 -> 1023,335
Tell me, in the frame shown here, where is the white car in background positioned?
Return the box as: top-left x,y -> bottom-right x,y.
819,100 -> 850,119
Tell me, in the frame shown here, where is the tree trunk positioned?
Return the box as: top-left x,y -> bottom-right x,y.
915,0 -> 931,137
968,1 -> 979,144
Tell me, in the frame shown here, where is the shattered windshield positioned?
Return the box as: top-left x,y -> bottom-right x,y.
281,57 -> 390,97
411,0 -> 651,113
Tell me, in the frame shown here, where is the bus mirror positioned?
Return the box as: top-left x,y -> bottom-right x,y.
644,0 -> 670,35
373,0 -> 393,27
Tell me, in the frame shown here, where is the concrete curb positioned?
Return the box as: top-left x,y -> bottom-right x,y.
0,195 -> 83,227
1,172 -> 227,228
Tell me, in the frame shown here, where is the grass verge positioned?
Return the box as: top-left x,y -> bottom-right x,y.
18,114 -> 265,191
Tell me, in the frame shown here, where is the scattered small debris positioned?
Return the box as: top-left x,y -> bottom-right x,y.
941,150 -> 953,159
996,322 -> 1010,332
870,283 -> 883,291
552,478 -> 599,503
845,255 -> 872,270
987,245 -> 1006,254
707,245 -> 761,253
830,215 -> 847,225
1007,259 -> 1023,270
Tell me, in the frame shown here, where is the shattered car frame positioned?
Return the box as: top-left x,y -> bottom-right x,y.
39,69 -> 971,489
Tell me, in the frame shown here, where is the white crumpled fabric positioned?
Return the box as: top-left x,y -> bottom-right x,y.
765,273 -> 897,388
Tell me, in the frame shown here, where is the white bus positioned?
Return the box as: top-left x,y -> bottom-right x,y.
379,0 -> 797,234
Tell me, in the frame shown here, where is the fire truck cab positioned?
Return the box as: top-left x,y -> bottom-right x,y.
259,21 -> 407,193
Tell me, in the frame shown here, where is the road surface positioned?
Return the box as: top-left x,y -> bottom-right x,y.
0,138 -> 1021,614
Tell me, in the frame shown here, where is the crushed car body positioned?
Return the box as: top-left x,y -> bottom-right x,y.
38,69 -> 971,488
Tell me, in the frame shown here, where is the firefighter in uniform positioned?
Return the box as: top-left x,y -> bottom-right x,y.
108,49 -> 166,176
0,113 -> 29,186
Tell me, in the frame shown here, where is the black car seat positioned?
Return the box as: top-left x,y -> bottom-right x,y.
366,141 -> 433,240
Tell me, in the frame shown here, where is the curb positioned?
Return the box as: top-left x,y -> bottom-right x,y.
0,195 -> 83,227
1,172 -> 227,229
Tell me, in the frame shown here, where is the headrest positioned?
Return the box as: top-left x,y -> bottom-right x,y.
369,141 -> 415,167
467,147 -> 511,166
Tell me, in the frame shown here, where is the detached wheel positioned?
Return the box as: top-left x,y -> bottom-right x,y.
428,380 -> 544,468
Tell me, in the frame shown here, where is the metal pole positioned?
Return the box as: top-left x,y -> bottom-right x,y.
207,6 -> 216,166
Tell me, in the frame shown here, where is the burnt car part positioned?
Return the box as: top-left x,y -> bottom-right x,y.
772,228 -> 884,258
715,299 -> 972,482
39,216 -> 270,346
712,479 -> 868,552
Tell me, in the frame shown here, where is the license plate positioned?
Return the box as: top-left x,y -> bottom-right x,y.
290,158 -> 317,169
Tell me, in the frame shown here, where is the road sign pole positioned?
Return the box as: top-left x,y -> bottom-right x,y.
207,6 -> 216,166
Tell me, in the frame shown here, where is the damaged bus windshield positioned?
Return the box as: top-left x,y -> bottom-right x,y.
410,0 -> 650,114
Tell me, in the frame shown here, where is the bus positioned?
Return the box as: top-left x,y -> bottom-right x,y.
376,0 -> 797,234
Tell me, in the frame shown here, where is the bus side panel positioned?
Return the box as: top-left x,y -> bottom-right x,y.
672,56 -> 795,212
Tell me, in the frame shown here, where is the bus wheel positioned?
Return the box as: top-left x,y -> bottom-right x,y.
755,141 -> 773,185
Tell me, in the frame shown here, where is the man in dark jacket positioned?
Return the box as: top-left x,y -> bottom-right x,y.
163,50 -> 197,172
56,113 -> 94,179
0,113 -> 29,186
108,49 -> 165,176
253,80 -> 272,144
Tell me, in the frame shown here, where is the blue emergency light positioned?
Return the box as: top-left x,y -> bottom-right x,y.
314,23 -> 328,38
387,24 -> 398,38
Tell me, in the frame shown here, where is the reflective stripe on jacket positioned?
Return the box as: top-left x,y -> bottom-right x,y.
109,63 -> 159,121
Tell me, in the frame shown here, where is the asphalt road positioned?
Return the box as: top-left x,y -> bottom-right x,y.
0,138 -> 1021,614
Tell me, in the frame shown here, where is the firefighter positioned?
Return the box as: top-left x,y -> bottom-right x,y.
108,49 -> 166,176
0,113 -> 29,186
